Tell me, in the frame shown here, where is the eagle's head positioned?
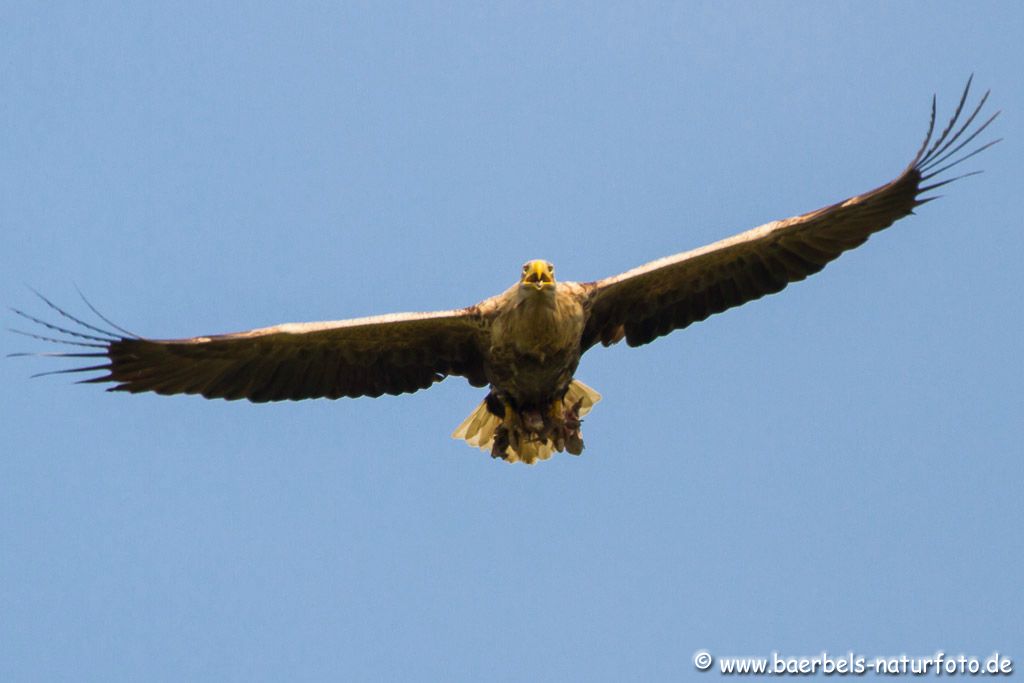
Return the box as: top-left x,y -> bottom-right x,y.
520,259 -> 556,292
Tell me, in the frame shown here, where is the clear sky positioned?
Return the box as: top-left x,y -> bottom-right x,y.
2,2 -> 1021,681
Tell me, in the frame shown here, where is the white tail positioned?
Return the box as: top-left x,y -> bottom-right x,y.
452,380 -> 601,464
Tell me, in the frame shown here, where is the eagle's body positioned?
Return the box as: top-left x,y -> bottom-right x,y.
13,79 -> 999,464
471,273 -> 593,461
487,275 -> 587,406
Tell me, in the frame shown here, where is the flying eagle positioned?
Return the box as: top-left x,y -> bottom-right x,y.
13,79 -> 998,464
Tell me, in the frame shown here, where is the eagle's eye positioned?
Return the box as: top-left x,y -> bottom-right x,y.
547,262 -> 554,272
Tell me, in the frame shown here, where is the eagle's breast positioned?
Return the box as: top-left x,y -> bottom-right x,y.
485,282 -> 588,405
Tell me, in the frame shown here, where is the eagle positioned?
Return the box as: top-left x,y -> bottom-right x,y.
13,79 -> 998,464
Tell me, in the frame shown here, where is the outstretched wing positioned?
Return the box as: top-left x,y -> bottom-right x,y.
12,295 -> 495,402
581,78 -> 999,350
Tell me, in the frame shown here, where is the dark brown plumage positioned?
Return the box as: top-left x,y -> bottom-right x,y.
581,80 -> 999,350
12,78 -> 999,463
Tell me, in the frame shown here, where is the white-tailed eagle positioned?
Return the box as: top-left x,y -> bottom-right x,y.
12,79 -> 999,463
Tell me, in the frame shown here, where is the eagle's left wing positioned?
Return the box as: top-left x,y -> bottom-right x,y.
581,78 -> 998,350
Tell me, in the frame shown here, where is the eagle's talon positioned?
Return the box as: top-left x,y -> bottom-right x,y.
491,424 -> 511,459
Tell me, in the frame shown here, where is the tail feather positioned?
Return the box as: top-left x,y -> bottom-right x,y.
452,380 -> 601,464
451,400 -> 499,449
564,379 -> 601,417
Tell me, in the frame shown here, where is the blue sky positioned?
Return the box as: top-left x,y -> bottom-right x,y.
2,2 -> 1021,680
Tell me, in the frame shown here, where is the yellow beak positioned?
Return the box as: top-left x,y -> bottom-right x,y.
523,260 -> 554,289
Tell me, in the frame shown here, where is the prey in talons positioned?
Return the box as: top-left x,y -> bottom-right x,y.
488,393 -> 588,462
453,377 -> 600,464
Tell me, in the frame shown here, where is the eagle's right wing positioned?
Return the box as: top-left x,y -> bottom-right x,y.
13,294 -> 500,402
